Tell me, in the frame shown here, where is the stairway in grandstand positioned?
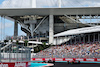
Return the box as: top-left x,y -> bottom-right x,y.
0,41 -> 12,51
1,43 -> 10,51
0,43 -> 7,49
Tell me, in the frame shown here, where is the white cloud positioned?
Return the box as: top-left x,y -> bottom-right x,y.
0,0 -> 100,8
60,0 -> 100,7
0,23 -> 4,29
5,23 -> 13,28
0,0 -> 31,8
0,22 -> 13,29
19,31 -> 26,36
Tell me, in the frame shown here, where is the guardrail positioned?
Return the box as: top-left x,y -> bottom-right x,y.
0,43 -> 31,67
0,44 -> 31,62
32,58 -> 100,62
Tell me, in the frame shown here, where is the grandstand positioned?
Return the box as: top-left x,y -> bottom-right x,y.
0,1 -> 100,63
1,7 -> 100,45
34,42 -> 100,58
1,0 -> 100,67
0,7 -> 100,54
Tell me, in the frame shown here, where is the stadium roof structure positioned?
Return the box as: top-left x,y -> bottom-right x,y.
54,26 -> 100,37
0,7 -> 100,16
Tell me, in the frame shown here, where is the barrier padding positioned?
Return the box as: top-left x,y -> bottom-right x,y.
0,61 -> 31,67
31,58 -> 100,62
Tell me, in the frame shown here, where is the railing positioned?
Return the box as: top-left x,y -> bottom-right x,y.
0,44 -> 31,62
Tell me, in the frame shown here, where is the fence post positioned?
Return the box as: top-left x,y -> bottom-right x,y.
0,44 -> 1,62
16,45 -> 18,62
21,46 -> 23,62
9,45 -> 11,62
29,49 -> 31,61
25,47 -> 27,61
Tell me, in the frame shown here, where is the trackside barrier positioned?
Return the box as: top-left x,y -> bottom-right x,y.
0,44 -> 31,67
0,61 -> 31,67
32,58 -> 100,62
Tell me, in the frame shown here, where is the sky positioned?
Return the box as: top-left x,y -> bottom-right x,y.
1,0 -> 100,8
0,0 -> 100,40
0,0 -> 3,4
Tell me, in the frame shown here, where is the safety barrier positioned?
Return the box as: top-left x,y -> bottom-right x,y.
0,61 -> 31,67
0,43 -> 31,67
32,58 -> 100,62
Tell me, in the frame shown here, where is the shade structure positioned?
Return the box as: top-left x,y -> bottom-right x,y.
54,26 -> 100,37
0,7 -> 100,16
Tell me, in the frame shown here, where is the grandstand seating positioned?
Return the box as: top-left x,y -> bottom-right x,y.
33,42 -> 100,58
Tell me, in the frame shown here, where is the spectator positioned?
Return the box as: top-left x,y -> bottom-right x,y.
33,42 -> 100,58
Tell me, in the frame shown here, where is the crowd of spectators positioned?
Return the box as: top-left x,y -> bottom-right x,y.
33,42 -> 100,58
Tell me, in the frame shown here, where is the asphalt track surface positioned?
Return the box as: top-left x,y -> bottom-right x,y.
52,62 -> 100,67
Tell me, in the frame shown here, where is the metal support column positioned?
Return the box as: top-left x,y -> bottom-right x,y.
70,36 -> 71,45
93,33 -> 95,42
30,24 -> 35,37
75,35 -> 76,44
49,15 -> 54,45
71,35 -> 72,45
80,35 -> 81,43
56,37 -> 57,45
78,35 -> 80,43
65,36 -> 67,44
98,32 -> 99,42
0,44 -> 1,62
14,20 -> 18,39
1,16 -> 2,41
83,35 -> 85,43
88,34 -> 90,43
9,46 -> 11,62
57,37 -> 59,45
